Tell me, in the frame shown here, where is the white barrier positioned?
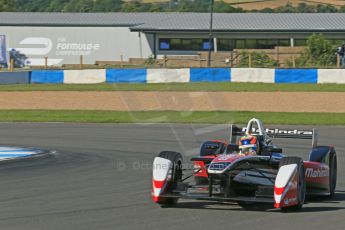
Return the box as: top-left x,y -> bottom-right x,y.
147,69 -> 190,83
64,69 -> 106,84
31,68 -> 345,85
318,69 -> 345,84
231,68 -> 275,83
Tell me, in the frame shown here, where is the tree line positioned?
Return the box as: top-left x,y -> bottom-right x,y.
1,0 -> 345,13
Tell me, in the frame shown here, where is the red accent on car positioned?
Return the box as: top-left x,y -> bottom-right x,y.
153,180 -> 165,188
274,186 -> 285,195
152,195 -> 159,202
278,172 -> 299,208
250,136 -> 257,144
194,161 -> 208,178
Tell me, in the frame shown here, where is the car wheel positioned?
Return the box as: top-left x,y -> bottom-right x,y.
329,152 -> 337,197
156,151 -> 183,206
279,157 -> 306,211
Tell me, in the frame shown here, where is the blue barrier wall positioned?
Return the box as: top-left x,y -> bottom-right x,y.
275,69 -> 318,83
30,70 -> 64,84
190,68 -> 231,82
0,72 -> 30,84
106,69 -> 147,83
0,68 -> 343,84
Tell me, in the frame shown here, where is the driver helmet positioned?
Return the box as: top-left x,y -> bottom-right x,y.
239,134 -> 258,155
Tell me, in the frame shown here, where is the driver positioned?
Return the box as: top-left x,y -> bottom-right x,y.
239,134 -> 258,155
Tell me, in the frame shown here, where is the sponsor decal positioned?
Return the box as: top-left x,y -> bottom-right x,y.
305,168 -> 328,178
218,154 -> 233,161
242,127 -> 312,136
0,35 -> 7,64
284,197 -> 297,205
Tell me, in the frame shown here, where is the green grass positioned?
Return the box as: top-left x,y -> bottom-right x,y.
1,82 -> 345,92
0,110 -> 344,125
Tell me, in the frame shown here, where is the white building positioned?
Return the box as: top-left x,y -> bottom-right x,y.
0,12 -> 344,66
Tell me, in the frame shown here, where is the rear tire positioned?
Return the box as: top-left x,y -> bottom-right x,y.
279,157 -> 306,211
156,151 -> 183,206
329,152 -> 337,197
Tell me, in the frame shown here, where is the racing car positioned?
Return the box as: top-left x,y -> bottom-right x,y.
152,118 -> 337,210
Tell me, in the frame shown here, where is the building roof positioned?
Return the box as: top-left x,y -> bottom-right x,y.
131,13 -> 345,32
0,12 -> 163,27
0,12 -> 345,32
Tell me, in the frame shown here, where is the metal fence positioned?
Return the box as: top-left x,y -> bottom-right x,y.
0,50 -> 343,72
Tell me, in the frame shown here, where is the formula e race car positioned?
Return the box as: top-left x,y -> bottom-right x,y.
151,118 -> 337,210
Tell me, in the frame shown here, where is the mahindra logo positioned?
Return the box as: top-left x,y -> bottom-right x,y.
305,168 -> 328,178
242,128 -> 313,135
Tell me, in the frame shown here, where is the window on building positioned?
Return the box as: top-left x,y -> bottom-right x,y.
235,40 -> 245,49
158,38 -> 213,51
181,39 -> 192,50
170,38 -> 182,50
192,39 -> 203,51
159,39 -> 170,50
294,39 -> 307,46
160,38 -> 292,51
218,38 -> 290,51
257,39 -> 267,49
202,39 -> 213,50
246,39 -> 256,49
218,39 -> 231,51
279,39 -> 290,46
257,39 -> 280,49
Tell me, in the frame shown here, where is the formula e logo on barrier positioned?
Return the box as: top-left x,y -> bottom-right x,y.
55,37 -> 100,56
13,37 -> 101,66
13,37 -> 63,66
15,37 -> 52,55
305,168 -> 328,178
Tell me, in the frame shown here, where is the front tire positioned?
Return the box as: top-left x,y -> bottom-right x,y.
329,152 -> 337,197
279,157 -> 306,211
156,151 -> 183,206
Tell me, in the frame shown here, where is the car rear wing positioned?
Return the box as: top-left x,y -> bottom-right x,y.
230,124 -> 318,148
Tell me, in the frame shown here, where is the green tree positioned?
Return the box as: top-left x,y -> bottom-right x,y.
1,0 -> 342,13
92,0 -> 123,12
275,2 -> 297,13
0,0 -> 16,11
47,0 -> 72,12
295,34 -> 336,67
339,5 -> 345,12
121,1 -> 143,12
238,51 -> 278,68
214,1 -> 243,13
316,4 -> 337,13
258,8 -> 274,13
63,0 -> 94,12
16,0 -> 51,11
296,3 -> 316,13
149,4 -> 163,12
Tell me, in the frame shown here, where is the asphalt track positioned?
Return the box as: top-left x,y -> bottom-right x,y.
0,123 -> 343,230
